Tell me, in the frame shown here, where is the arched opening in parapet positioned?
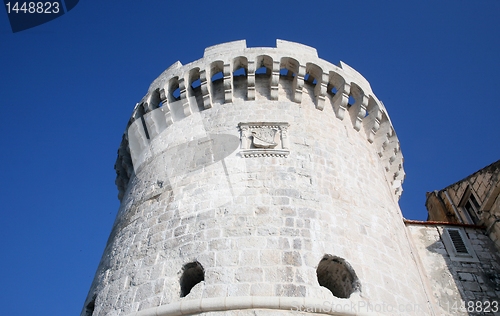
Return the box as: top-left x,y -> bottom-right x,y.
349,83 -> 365,109
304,73 -> 318,85
133,103 -> 150,140
168,77 -> 181,102
211,70 -> 224,103
210,61 -> 224,104
347,95 -> 355,107
233,56 -> 248,100
303,73 -> 318,105
167,77 -> 184,120
328,84 -> 338,96
316,254 -> 360,299
191,78 -> 201,89
304,63 -> 322,105
172,87 -> 181,99
327,71 -> 346,113
365,97 -> 379,120
149,89 -> 162,110
233,67 -> 246,77
256,56 -> 272,74
180,261 -> 204,297
279,68 -> 296,101
84,294 -> 96,316
188,68 -> 204,111
255,66 -> 269,75
280,57 -> 299,101
280,68 -> 296,77
348,83 -> 369,129
255,55 -> 273,99
211,71 -> 223,82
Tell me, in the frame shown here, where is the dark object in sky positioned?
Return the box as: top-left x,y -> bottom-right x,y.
4,0 -> 79,33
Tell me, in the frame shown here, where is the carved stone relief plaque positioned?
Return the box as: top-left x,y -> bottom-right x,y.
238,122 -> 289,157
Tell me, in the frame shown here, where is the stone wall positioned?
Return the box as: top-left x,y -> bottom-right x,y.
408,224 -> 500,315
82,40 -> 430,316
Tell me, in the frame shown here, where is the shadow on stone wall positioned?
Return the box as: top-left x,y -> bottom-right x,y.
423,226 -> 500,315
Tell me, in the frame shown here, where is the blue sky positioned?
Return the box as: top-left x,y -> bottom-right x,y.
1,1 -> 499,315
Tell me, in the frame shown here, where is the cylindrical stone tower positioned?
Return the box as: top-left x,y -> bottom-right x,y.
82,40 -> 431,316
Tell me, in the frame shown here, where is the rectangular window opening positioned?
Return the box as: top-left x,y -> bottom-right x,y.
441,227 -> 479,262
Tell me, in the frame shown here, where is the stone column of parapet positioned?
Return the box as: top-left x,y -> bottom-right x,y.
82,40 -> 431,316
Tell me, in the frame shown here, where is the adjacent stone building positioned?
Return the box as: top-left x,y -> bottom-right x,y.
425,160 -> 500,249
406,160 -> 500,315
81,40 -> 499,316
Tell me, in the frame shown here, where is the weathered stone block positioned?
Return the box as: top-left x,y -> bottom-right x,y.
458,272 -> 475,282
282,251 -> 302,266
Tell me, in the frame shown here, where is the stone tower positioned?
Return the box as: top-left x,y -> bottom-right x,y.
82,40 -> 432,316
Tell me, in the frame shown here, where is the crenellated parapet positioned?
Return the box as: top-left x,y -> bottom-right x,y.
114,40 -> 404,200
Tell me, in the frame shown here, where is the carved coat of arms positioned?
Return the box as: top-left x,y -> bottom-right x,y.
238,122 -> 289,157
252,127 -> 278,148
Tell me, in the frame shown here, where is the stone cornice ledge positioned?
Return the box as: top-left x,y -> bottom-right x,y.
126,296 -> 382,316
240,149 -> 290,158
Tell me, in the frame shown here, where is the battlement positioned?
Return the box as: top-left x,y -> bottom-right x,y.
114,40 -> 404,201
